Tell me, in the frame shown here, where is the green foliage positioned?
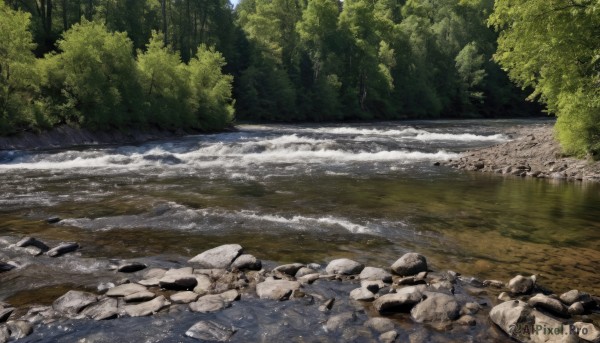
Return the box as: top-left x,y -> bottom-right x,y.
490,0 -> 600,157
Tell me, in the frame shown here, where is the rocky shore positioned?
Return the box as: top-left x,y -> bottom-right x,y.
444,123 -> 600,182
0,237 -> 599,342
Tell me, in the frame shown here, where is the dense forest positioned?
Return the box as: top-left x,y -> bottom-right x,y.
0,0 -> 598,156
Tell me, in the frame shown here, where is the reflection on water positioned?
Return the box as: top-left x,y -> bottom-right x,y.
1,119 -> 599,299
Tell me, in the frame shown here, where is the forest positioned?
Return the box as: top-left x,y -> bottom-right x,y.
0,0 -> 598,156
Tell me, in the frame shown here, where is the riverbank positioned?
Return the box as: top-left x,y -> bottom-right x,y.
445,122 -> 600,181
1,237 -> 599,342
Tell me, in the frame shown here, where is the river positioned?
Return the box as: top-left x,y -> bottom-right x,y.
0,119 -> 599,341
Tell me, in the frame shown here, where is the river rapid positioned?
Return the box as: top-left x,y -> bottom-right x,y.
0,119 -> 599,341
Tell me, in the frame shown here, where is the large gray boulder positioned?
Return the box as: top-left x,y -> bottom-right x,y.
325,258 -> 364,275
508,275 -> 535,294
391,253 -> 427,276
52,291 -> 97,316
410,292 -> 460,323
256,280 -> 301,301
373,286 -> 425,313
188,244 -> 243,269
527,294 -> 568,316
185,320 -> 236,342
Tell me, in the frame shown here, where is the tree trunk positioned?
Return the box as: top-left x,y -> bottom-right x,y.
62,0 -> 68,30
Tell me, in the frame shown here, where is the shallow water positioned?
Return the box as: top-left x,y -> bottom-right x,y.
0,119 -> 599,340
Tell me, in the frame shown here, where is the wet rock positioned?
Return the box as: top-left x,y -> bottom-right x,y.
21,246 -> 44,256
0,263 -> 15,273
0,308 -> 13,323
124,291 -> 156,303
189,294 -> 231,313
568,302 -> 585,315
325,312 -> 356,332
6,321 -> 32,340
185,320 -> 236,342
457,315 -> 476,326
498,292 -> 512,302
52,290 -> 98,316
573,322 -> 600,343
560,290 -> 593,307
81,297 -> 118,320
219,290 -> 240,302
144,268 -> 167,279
297,273 -> 320,285
411,292 -> 460,323
273,263 -> 305,276
117,262 -> 147,273
193,274 -> 212,295
319,298 -> 335,312
361,280 -> 386,293
508,275 -> 535,294
138,278 -> 160,287
391,253 -> 427,276
231,254 -> 261,270
46,217 -> 61,224
350,287 -> 375,301
124,295 -> 168,317
295,267 -> 317,278
528,294 -> 568,316
373,286 -> 424,313
188,244 -> 243,269
489,300 -> 529,337
483,279 -> 504,288
359,267 -> 392,283
256,280 -> 301,300
106,283 -> 147,297
0,325 -> 8,343
364,317 -> 395,333
379,330 -> 398,343
46,242 -> 79,257
15,237 -> 49,251
170,291 -> 199,304
325,258 -> 364,275
159,268 -> 198,290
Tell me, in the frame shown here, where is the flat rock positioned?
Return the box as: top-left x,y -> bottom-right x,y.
47,242 -> 79,257
528,293 -> 568,316
124,295 -> 168,317
106,283 -> 147,297
391,253 -> 427,276
359,267 -> 392,283
189,295 -> 231,313
364,317 -> 395,333
117,262 -> 147,273
124,291 -> 156,303
379,330 -> 398,343
193,274 -> 213,294
410,292 -> 460,323
231,254 -> 261,270
188,244 -> 243,269
185,320 -> 236,342
144,268 -> 167,279
373,286 -> 425,313
325,258 -> 364,275
15,237 -> 49,251
138,278 -> 160,287
159,269 -> 198,290
273,263 -> 305,276
52,290 -> 97,316
325,312 -> 356,332
256,280 -> 301,300
573,322 -> 600,343
219,290 -> 240,302
170,291 -> 199,304
295,267 -> 317,278
350,287 -> 375,301
297,273 -> 320,284
508,275 -> 535,294
81,297 -> 118,320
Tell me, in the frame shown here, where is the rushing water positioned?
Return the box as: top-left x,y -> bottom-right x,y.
1,119 -> 599,341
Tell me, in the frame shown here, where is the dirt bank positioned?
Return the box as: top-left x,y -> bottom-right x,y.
445,123 -> 600,182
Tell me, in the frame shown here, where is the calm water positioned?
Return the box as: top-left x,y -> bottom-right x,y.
0,120 -> 599,340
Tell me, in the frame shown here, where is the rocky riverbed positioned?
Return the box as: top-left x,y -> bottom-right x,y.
444,122 -> 600,182
0,237 -> 599,342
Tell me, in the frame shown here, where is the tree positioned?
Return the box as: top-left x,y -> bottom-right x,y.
490,0 -> 600,157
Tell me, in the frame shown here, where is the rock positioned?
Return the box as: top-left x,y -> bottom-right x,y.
373,286 -> 424,313
410,292 -> 460,323
52,290 -> 97,315
295,267 -> 317,278
256,280 -> 301,300
461,302 -> 481,315
379,330 -> 398,343
46,242 -> 79,257
81,297 -> 118,320
457,315 -> 476,326
188,244 -> 243,269
528,294 -> 568,316
297,273 -> 320,285
325,258 -> 364,275
0,308 -> 13,323
124,296 -> 168,317
391,253 -> 427,276
483,279 -> 504,288
159,275 -> 198,290
364,317 -> 395,333
273,263 -> 305,276
117,262 -> 147,273
185,320 -> 236,342
0,263 -> 15,273
560,290 -> 593,306
350,288 -> 375,301
6,321 -> 32,340
46,216 -> 61,224
0,325 -> 8,343
361,280 -> 386,293
319,298 -> 335,312
219,290 -> 240,302
189,295 -> 231,313
508,275 -> 535,294
573,322 -> 600,343
15,237 -> 49,251
193,274 -> 213,295
359,267 -> 392,283
230,254 -> 261,270
498,292 -> 512,302
106,283 -> 147,297
568,302 -> 585,315
170,291 -> 199,304
21,246 -> 44,256
138,278 -> 160,287
144,268 -> 167,279
124,291 -> 156,303
325,312 -> 356,332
